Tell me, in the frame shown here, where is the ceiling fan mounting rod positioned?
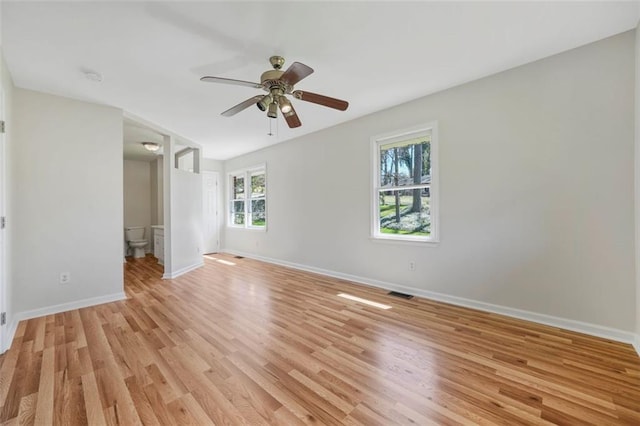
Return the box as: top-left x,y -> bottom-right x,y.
269,55 -> 285,70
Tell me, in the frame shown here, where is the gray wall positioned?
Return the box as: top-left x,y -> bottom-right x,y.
123,159 -> 152,252
155,157 -> 164,225
225,31 -> 635,331
150,158 -> 158,226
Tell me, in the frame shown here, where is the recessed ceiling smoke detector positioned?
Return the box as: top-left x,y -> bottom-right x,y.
83,70 -> 103,82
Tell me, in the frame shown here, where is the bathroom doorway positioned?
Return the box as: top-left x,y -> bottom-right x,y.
122,119 -> 164,267
203,171 -> 220,254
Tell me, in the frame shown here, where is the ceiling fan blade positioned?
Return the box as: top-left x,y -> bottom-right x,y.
280,62 -> 314,86
292,90 -> 349,111
201,76 -> 262,89
221,95 -> 264,117
280,103 -> 301,128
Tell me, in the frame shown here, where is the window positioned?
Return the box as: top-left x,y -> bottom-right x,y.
228,166 -> 266,229
372,123 -> 438,243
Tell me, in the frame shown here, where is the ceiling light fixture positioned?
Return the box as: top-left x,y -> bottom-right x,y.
142,142 -> 160,152
256,94 -> 272,112
267,102 -> 278,119
278,96 -> 292,114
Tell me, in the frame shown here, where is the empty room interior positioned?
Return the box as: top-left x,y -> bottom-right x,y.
1,1 -> 640,424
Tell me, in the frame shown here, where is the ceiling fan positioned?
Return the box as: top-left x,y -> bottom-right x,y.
200,56 -> 349,128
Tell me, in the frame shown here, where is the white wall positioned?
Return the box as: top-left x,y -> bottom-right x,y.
123,159 -> 151,253
170,169 -> 203,274
163,137 -> 203,277
225,31 -> 635,332
202,158 -> 223,173
12,89 -> 124,314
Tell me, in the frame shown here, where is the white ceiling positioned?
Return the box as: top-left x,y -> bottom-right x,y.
2,1 -> 639,160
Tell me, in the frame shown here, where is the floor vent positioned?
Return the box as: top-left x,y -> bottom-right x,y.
234,256 -> 244,259
388,291 -> 414,299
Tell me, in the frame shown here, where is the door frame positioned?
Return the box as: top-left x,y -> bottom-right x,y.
0,88 -> 7,352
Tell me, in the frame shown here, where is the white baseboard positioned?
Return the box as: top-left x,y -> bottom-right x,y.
634,334 -> 640,357
163,261 -> 204,279
2,318 -> 19,353
224,249 -> 638,347
16,292 -> 127,322
1,291 -> 127,353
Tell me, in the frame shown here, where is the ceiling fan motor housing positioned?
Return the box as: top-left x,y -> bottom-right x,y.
260,70 -> 287,90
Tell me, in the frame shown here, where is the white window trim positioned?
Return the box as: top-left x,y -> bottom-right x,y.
227,163 -> 267,231
371,122 -> 439,244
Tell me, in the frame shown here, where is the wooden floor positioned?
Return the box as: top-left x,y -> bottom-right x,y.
1,254 -> 639,425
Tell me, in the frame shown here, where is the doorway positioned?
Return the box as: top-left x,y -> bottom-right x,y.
202,171 -> 220,254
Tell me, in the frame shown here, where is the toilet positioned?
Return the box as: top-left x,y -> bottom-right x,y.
125,226 -> 148,258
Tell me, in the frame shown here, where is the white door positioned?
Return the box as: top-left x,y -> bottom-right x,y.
0,89 -> 6,352
202,171 -> 220,254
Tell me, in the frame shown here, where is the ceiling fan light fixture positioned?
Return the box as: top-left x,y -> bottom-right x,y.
256,94 -> 272,111
278,96 -> 292,114
142,142 -> 160,152
267,102 -> 278,119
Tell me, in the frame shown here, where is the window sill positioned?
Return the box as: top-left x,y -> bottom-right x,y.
370,235 -> 439,247
227,225 -> 267,232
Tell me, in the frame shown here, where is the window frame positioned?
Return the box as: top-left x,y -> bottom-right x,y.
227,164 -> 267,231
371,122 -> 439,244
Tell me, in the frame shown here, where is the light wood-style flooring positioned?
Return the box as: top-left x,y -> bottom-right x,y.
1,253 -> 639,425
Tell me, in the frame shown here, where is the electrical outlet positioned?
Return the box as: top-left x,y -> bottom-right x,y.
408,261 -> 416,271
59,272 -> 71,284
